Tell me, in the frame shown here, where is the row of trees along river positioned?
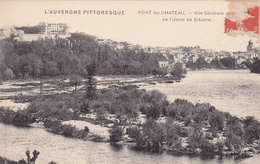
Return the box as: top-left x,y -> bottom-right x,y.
1,32 -> 260,81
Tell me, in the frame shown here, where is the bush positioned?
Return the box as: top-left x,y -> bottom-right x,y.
225,131 -> 244,151
215,141 -> 224,154
12,110 -> 32,126
142,119 -> 165,150
170,63 -> 187,78
243,116 -> 260,143
199,137 -> 215,154
0,107 -> 17,123
209,111 -> 224,131
166,99 -> 194,120
69,74 -> 82,90
59,125 -> 75,137
163,119 -> 180,146
3,68 -> 14,80
187,129 -> 203,151
127,126 -> 141,139
45,120 -> 89,139
109,124 -> 124,142
0,107 -> 32,126
143,90 -> 168,119
27,95 -> 80,121
250,57 -> 260,73
80,100 -> 90,113
127,126 -> 146,146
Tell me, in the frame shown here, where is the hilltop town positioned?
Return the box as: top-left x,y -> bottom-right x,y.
0,22 -> 260,78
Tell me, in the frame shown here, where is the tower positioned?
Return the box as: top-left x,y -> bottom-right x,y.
247,39 -> 254,51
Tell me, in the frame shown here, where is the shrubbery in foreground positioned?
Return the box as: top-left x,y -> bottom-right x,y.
1,86 -> 260,157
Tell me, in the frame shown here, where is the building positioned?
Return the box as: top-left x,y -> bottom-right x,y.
0,22 -> 71,41
158,61 -> 169,68
38,22 -> 70,37
0,27 -> 24,39
247,39 -> 255,51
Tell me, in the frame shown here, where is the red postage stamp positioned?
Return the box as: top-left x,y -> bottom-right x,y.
225,6 -> 259,34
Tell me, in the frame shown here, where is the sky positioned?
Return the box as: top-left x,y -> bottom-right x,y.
0,0 -> 259,52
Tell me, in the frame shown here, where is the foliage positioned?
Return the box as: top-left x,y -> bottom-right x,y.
85,63 -> 97,100
3,68 -> 14,80
109,124 -> 124,142
187,129 -> 215,154
1,80 -> 260,156
210,58 -> 223,69
195,57 -> 209,69
0,156 -> 19,164
142,119 -> 165,150
243,116 -> 260,143
128,119 -> 185,151
69,74 -> 82,90
241,59 -> 252,68
26,93 -> 81,121
170,63 -> 187,78
44,118 -> 89,138
0,34 -> 162,79
166,99 -> 194,120
0,107 -> 32,125
208,111 -> 224,131
143,90 -> 168,119
251,57 -> 260,73
15,26 -> 40,34
163,118 -> 180,146
219,57 -> 236,69
186,56 -> 237,70
0,107 -> 17,123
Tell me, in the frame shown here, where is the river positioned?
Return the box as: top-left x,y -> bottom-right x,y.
1,123 -> 260,164
142,69 -> 260,120
1,70 -> 260,164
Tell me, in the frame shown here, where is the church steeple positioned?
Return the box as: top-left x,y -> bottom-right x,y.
249,39 -> 253,45
247,39 -> 254,51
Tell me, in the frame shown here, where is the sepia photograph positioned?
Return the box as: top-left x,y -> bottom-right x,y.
0,0 -> 260,163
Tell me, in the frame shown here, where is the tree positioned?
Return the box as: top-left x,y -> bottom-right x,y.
220,57 -> 236,69
241,58 -> 252,69
144,90 -> 169,119
243,116 -> 260,143
142,119 -> 165,150
81,63 -> 97,113
170,63 -> 187,78
210,58 -> 222,69
69,74 -> 82,90
109,124 -> 124,142
251,57 -> 260,73
3,68 -> 14,80
195,57 -> 208,69
85,63 -> 97,100
209,111 -> 224,131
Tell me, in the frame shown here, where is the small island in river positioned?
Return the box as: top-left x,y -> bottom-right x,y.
0,73 -> 260,163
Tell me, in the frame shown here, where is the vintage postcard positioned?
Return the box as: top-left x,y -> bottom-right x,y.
1,0 -> 260,164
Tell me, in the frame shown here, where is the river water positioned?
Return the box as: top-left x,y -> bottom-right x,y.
1,70 -> 260,164
142,69 -> 260,120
